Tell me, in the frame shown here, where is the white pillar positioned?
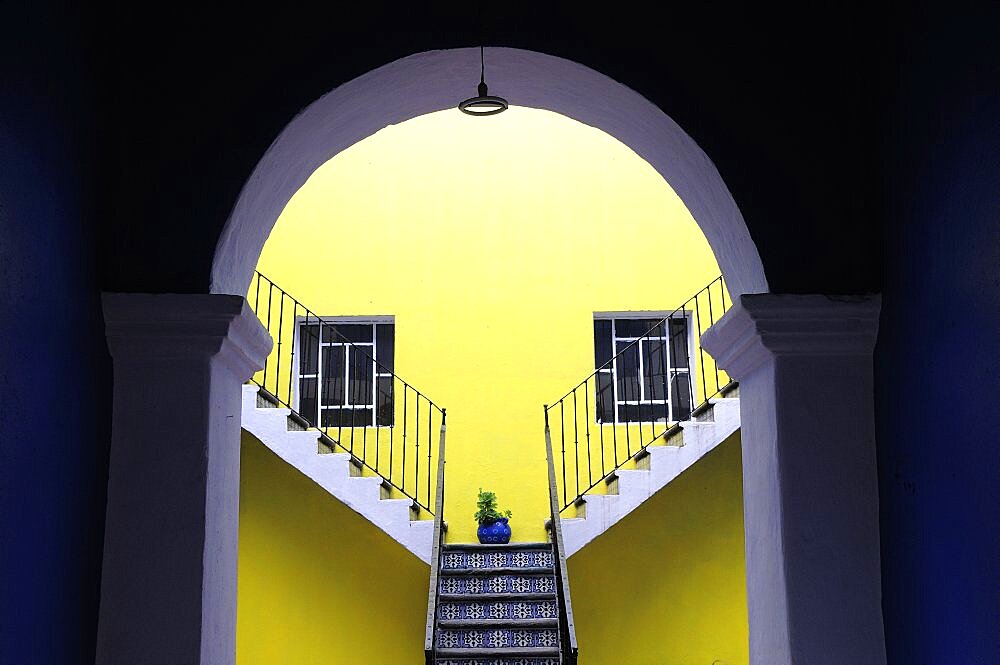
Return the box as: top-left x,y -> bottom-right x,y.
702,294 -> 886,665
96,294 -> 271,665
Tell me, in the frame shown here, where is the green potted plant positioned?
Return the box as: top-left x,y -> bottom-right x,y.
474,488 -> 513,544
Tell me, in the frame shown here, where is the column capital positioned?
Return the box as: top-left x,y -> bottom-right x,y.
701,293 -> 881,380
102,293 -> 272,381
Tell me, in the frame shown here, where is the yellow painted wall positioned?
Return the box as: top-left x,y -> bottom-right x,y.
236,430 -> 428,664
568,432 -> 749,665
252,107 -> 728,544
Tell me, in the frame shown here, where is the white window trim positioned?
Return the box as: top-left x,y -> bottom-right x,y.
291,315 -> 396,428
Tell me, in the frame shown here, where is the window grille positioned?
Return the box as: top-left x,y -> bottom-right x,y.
593,315 -> 692,424
297,319 -> 395,428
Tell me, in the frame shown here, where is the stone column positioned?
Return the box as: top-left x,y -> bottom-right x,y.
701,294 -> 886,665
96,294 -> 271,665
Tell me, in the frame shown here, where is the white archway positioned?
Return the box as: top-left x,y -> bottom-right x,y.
211,47 -> 768,298
96,47 -> 885,665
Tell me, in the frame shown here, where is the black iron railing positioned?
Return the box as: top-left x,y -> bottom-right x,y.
249,271 -> 445,513
544,409 -> 579,664
544,276 -> 734,512
423,411 -> 448,664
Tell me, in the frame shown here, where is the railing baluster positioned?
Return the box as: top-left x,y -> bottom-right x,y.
349,338 -> 357,455
623,345 -> 631,458
560,400 -> 567,508
583,384 -> 592,489
389,380 -> 395,486
427,404 -> 432,509
597,376 -> 606,478
318,319 -> 327,429
706,284 -> 720,395
253,273 -> 262,313
694,295 -> 708,408
611,364 -> 619,470
335,328 -> 343,445
572,391 -> 580,500
415,395 -> 421,500
661,317 -> 670,432
402,385 -> 408,493
275,293 -> 285,400
301,311 -> 310,419
263,282 -> 273,387
374,381 -> 381,476
287,302 -> 297,407
362,348 -> 369,464
671,312 -> 682,421
640,333 -> 648,451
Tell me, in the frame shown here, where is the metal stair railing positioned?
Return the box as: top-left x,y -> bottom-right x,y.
249,270 -> 445,514
544,275 -> 735,512
544,408 -> 580,664
423,410 -> 447,664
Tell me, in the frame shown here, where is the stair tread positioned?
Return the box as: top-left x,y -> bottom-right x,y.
439,567 -> 554,576
438,618 -> 558,628
438,593 -> 557,602
435,660 -> 559,665
443,542 -> 551,551
435,647 -> 561,657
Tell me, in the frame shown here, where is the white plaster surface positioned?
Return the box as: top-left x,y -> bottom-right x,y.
212,47 -> 767,299
701,294 -> 886,665
97,294 -> 271,665
241,385 -> 434,563
561,397 -> 741,557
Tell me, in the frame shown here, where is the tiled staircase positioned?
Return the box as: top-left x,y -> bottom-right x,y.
240,384 -> 434,562
431,543 -> 563,665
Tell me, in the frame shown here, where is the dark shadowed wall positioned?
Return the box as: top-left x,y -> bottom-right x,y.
93,4 -> 886,296
0,3 -> 110,662
876,2 -> 1000,660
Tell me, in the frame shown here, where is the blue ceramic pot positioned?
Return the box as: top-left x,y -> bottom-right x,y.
477,517 -> 512,544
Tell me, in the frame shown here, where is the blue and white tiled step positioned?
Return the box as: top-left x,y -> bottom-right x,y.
441,547 -> 554,570
438,599 -> 558,621
436,627 -> 559,650
434,543 -> 562,664
439,573 -> 557,596
436,658 -> 559,665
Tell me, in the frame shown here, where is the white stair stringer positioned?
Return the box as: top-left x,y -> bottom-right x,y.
560,396 -> 741,558
241,385 -> 433,563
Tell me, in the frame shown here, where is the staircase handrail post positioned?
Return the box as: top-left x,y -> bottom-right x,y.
423,408 -> 447,663
544,405 -> 579,663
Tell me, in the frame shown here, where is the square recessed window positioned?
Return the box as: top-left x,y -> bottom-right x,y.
296,318 -> 394,428
593,314 -> 692,424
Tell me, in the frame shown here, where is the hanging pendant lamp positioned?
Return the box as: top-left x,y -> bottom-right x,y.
459,46 -> 508,116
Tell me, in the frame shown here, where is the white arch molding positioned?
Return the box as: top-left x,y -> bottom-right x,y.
211,47 -> 768,298
96,48 -> 886,665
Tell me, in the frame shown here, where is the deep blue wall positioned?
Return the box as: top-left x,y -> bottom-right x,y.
0,3 -> 110,662
876,3 -> 1000,661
